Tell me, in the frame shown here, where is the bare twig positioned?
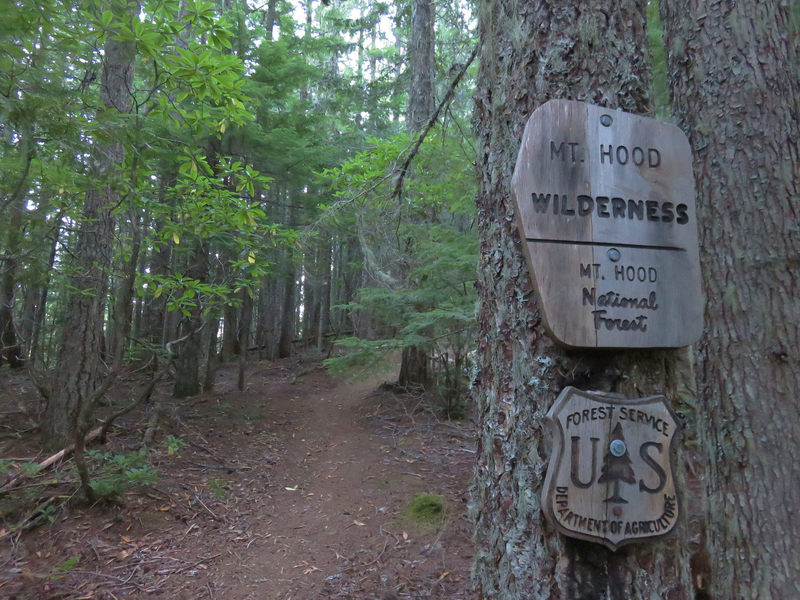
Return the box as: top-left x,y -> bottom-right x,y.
100,362 -> 163,440
165,323 -> 205,355
189,462 -> 252,472
194,494 -> 217,519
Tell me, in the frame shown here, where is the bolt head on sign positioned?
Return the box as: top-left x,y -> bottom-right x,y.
511,99 -> 703,348
542,387 -> 680,551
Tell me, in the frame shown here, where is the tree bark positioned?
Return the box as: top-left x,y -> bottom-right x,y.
660,1 -> 800,597
109,202 -> 143,366
202,314 -> 218,392
277,258 -> 295,359
406,0 -> 436,133
173,241 -> 208,398
264,0 -> 278,41
316,239 -> 330,353
41,4 -> 137,449
0,120 -> 33,368
221,302 -> 239,361
302,253 -> 319,346
398,346 -> 428,390
278,195 -> 297,359
471,1 -> 696,598
398,0 -> 436,388
237,288 -> 252,391
28,214 -> 61,367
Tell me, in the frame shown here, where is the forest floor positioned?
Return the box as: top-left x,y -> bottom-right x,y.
0,355 -> 479,599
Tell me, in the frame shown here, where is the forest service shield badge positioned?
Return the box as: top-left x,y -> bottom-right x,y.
542,387 -> 680,550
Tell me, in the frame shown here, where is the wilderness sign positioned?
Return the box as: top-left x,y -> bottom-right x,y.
542,387 -> 680,550
511,99 -> 703,348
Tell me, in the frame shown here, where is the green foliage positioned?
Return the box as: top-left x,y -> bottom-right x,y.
1,0 -> 480,406
0,0 -> 274,370
321,125 -> 478,408
324,336 -> 402,378
19,462 -> 42,477
55,556 -> 81,573
87,449 -> 157,501
165,435 -> 186,456
403,493 -> 445,527
209,478 -> 227,500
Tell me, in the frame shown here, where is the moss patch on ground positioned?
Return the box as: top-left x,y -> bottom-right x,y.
402,493 -> 446,528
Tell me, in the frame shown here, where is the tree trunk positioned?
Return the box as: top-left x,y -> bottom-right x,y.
302,256 -> 319,346
109,203 -> 143,366
41,5 -> 136,449
141,174 -> 174,351
660,1 -> 800,597
173,242 -> 208,398
278,195 -> 297,359
0,121 -> 33,369
221,302 -> 239,361
406,0 -> 436,133
398,0 -> 436,388
255,275 -> 275,360
18,196 -> 56,365
237,288 -> 252,391
131,239 -> 148,349
28,214 -> 61,367
344,237 -> 362,336
316,240 -> 330,353
264,0 -> 278,41
398,346 -> 428,390
277,256 -> 295,359
202,315 -> 218,392
471,1 -> 696,597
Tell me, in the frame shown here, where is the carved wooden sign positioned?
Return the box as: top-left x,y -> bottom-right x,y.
512,99 -> 703,348
542,387 -> 680,550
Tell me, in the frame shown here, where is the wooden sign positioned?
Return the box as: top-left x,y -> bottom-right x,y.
542,387 -> 680,550
511,99 -> 703,348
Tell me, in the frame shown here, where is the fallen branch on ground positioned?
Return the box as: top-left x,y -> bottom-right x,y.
0,425 -> 104,494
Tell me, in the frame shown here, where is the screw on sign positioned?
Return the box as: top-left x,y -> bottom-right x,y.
542,387 -> 680,550
598,423 -> 635,504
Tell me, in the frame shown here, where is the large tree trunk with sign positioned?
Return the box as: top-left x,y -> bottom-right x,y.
471,1 -> 702,598
660,1 -> 800,597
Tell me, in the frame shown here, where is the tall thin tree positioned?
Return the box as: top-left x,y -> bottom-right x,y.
398,0 -> 436,390
41,1 -> 138,450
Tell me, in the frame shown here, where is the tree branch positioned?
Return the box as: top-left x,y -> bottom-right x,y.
100,362 -> 164,441
391,43 -> 479,201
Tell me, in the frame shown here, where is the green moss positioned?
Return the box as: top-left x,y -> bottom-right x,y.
403,493 -> 445,526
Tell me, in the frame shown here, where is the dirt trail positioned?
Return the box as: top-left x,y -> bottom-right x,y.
0,357 -> 478,599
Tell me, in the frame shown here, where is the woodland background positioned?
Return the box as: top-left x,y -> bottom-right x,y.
0,0 -> 482,444
1,1 -> 799,599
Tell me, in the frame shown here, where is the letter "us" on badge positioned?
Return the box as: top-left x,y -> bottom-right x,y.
542,387 -> 680,550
